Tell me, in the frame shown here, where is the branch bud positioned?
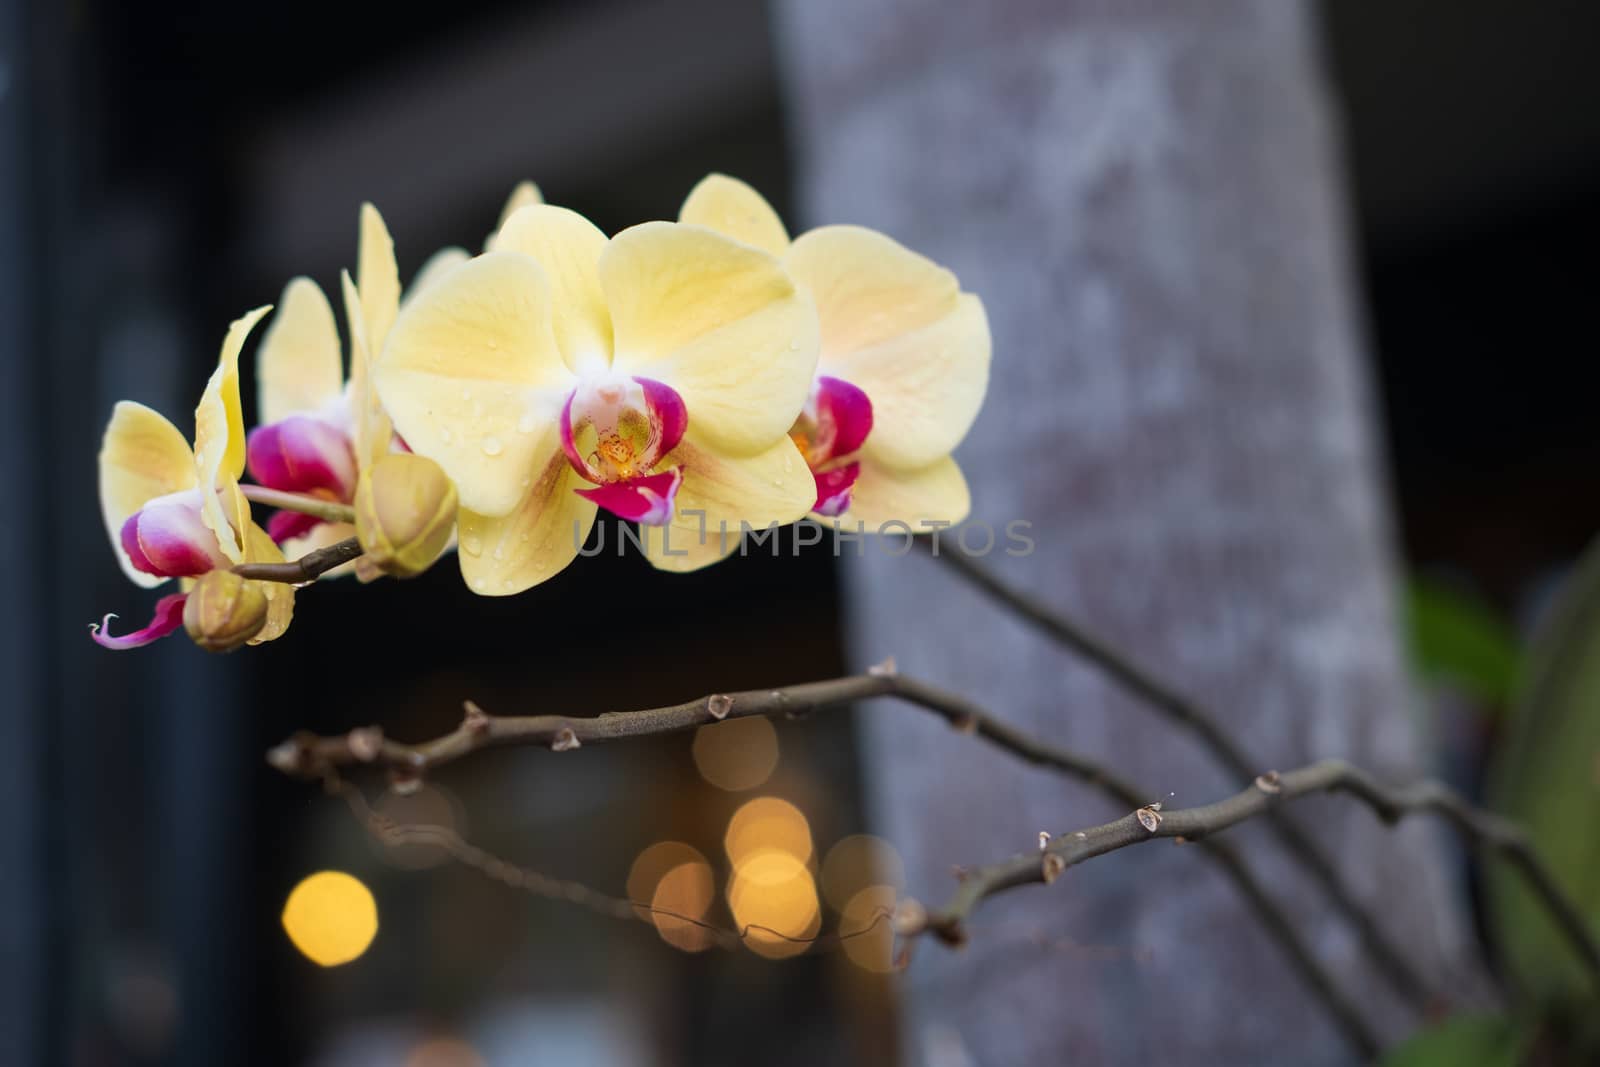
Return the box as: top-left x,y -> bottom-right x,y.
183,570 -> 268,652
354,454 -> 459,578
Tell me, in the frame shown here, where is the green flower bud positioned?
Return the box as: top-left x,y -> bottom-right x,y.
183,569 -> 269,652
354,454 -> 459,578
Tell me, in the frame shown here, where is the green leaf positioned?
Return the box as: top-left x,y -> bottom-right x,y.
1405,577 -> 1521,706
1379,1015 -> 1528,1067
1487,536 -> 1600,1003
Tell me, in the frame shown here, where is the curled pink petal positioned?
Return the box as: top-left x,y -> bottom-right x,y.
90,592 -> 189,650
812,461 -> 861,517
634,377 -> 688,467
268,509 -> 324,545
246,415 -> 358,500
127,496 -> 232,578
558,389 -> 600,482
574,467 -> 684,526
811,376 -> 873,465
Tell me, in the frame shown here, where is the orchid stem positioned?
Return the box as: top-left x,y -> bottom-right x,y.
240,484 -> 357,525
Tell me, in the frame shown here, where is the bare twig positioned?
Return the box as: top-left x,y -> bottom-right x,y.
920,538 -> 1437,1008
267,669 -> 1600,1055
904,758 -> 1600,993
233,535 -> 364,583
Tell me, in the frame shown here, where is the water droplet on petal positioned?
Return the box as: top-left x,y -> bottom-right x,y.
501,579 -> 515,591
491,545 -> 504,561
481,436 -> 503,457
472,576 -> 489,591
517,412 -> 537,434
462,535 -> 483,556
487,338 -> 499,350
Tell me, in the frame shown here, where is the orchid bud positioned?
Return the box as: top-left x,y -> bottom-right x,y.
354,454 -> 458,577
183,569 -> 269,652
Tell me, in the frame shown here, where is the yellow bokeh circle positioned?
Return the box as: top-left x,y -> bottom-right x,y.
282,870 -> 379,967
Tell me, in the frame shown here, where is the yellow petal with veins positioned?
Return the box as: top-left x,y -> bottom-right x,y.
375,251 -> 577,518
493,205 -> 613,372
407,246 -> 470,303
603,222 -> 818,456
258,277 -> 343,425
639,430 -> 814,572
195,306 -> 272,563
98,401 -> 199,588
679,173 -> 790,257
456,446 -> 597,595
358,203 -> 401,358
340,271 -> 394,470
495,180 -> 545,234
833,455 -> 971,528
244,522 -> 296,644
785,225 -> 961,356
829,292 -> 990,471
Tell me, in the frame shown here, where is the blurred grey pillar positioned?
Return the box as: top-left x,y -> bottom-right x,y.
776,1 -> 1481,1062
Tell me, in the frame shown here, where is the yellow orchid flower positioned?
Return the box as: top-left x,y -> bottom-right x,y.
680,174 -> 990,529
248,203 -> 463,566
93,308 -> 295,649
373,203 -> 820,592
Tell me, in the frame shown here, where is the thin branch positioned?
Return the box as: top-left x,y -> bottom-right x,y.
920,538 -> 1437,1008
240,484 -> 357,524
905,758 -> 1600,992
233,536 -> 364,583
266,669 -> 1600,1053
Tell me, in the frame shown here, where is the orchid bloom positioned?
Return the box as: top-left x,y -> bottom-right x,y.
373,203 -> 820,592
93,308 -> 295,649
680,174 -> 990,528
247,203 -> 466,566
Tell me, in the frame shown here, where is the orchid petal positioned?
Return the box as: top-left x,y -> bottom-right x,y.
267,508 -> 324,545
408,246 -> 471,302
574,468 -> 683,525
638,430 -> 813,572
492,205 -> 613,373
457,450 -> 598,596
339,270 -> 394,471
246,415 -> 358,499
89,592 -> 188,650
129,496 -> 233,577
495,180 -> 545,234
811,375 -> 873,465
195,306 -> 272,563
785,224 -> 961,355
833,455 -> 971,528
375,252 -> 577,518
244,523 -> 296,643
831,292 -> 990,470
679,173 -> 789,257
258,277 -> 343,425
99,401 -> 199,588
635,376 -> 688,467
811,461 -> 861,518
603,221 -> 818,455
358,203 -> 401,359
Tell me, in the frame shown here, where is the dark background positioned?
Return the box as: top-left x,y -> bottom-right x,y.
3,1 -> 1598,1064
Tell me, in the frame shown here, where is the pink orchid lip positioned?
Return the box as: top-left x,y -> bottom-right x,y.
90,591 -> 188,650
812,460 -> 861,517
574,467 -> 684,526
121,494 -> 232,578
246,414 -> 359,501
267,509 -> 325,545
805,376 -> 873,467
560,376 -> 689,523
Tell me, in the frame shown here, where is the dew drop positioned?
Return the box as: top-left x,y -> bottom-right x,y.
472,576 -> 489,591
462,535 -> 483,556
501,579 -> 515,591
517,412 -> 537,434
518,532 -> 530,542
481,435 -> 504,457
492,545 -> 505,561
487,338 -> 499,350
